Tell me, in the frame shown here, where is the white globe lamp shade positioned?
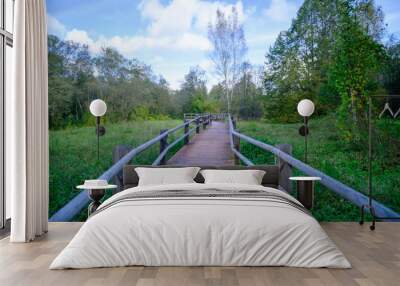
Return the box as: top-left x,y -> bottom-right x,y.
90,99 -> 107,117
297,99 -> 315,117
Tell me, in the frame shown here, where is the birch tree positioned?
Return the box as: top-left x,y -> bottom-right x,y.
208,7 -> 247,113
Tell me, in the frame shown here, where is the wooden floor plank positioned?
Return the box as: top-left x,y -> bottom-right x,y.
0,222 -> 399,286
167,121 -> 234,166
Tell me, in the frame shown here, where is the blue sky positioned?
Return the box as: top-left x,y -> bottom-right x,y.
47,0 -> 400,89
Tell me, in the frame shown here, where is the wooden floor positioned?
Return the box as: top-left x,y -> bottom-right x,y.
0,222 -> 399,286
168,121 -> 234,166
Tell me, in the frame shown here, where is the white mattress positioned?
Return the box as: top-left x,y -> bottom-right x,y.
50,183 -> 351,269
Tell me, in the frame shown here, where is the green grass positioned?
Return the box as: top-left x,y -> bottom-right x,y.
238,114 -> 400,221
49,120 -> 185,220
50,116 -> 399,222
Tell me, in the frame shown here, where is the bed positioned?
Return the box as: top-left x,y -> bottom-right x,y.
50,165 -> 351,269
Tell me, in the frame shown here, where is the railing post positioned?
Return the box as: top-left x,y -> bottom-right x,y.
233,134 -> 240,165
196,117 -> 200,133
112,145 -> 132,193
276,144 -> 293,193
184,119 -> 189,145
159,129 -> 168,165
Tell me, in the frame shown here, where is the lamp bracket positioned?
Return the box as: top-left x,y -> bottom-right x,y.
96,126 -> 106,136
299,125 -> 309,136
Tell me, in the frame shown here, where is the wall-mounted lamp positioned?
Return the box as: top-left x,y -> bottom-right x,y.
90,99 -> 107,160
297,99 -> 315,164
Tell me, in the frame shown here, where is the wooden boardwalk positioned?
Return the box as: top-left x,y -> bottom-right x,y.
167,121 -> 234,166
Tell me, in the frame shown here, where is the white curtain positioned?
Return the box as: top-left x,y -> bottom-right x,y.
8,0 -> 49,242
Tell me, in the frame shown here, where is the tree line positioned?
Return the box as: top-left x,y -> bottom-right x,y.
48,35 -> 178,129
47,7 -> 264,129
48,0 -> 400,135
264,0 -> 399,127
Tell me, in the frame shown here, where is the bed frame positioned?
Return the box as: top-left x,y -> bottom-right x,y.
122,165 -> 291,192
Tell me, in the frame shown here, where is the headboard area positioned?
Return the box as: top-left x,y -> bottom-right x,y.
122,165 -> 283,190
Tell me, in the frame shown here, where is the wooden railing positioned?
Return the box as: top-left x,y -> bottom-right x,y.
228,115 -> 399,219
50,115 -> 211,222
184,113 -> 228,121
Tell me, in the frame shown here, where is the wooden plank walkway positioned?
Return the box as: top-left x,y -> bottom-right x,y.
167,121 -> 234,166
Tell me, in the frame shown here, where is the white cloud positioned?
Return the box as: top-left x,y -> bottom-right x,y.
139,0 -> 197,36
47,14 -> 67,37
48,0 -> 290,91
192,1 -> 245,31
149,56 -> 165,64
52,0 -> 241,56
199,59 -> 214,71
65,29 -> 95,47
64,29 -> 211,56
133,0 -> 246,88
61,0 -> 242,56
138,0 -> 245,36
264,0 -> 297,23
175,33 -> 211,51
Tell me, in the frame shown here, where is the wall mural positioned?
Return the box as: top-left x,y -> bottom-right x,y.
46,0 -> 400,222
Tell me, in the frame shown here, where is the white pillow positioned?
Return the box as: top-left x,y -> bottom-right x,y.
200,169 -> 266,185
135,167 -> 201,186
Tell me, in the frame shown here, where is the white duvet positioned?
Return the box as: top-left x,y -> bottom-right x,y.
50,183 -> 351,269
